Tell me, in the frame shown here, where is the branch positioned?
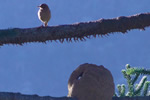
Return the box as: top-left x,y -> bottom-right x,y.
0,92 -> 76,100
0,92 -> 149,100
0,12 -> 150,46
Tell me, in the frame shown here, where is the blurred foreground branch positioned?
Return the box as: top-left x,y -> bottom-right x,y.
0,92 -> 76,100
0,92 -> 150,100
0,13 -> 150,46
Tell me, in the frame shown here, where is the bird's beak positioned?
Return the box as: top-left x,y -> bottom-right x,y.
37,6 -> 40,8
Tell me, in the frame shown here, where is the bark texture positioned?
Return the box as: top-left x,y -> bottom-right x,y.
68,63 -> 115,100
0,13 -> 150,46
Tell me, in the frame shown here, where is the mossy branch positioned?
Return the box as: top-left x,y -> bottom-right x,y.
0,13 -> 150,46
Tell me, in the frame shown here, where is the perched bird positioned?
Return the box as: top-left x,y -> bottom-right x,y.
38,3 -> 51,27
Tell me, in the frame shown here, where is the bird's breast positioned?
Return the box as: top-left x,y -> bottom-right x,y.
38,9 -> 51,22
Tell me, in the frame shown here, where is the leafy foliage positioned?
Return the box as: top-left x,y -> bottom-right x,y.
115,64 -> 150,97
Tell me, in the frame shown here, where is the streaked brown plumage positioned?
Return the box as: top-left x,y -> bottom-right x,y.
38,4 -> 51,27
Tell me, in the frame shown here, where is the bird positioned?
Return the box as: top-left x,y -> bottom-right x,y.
38,3 -> 51,27
68,63 -> 115,100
